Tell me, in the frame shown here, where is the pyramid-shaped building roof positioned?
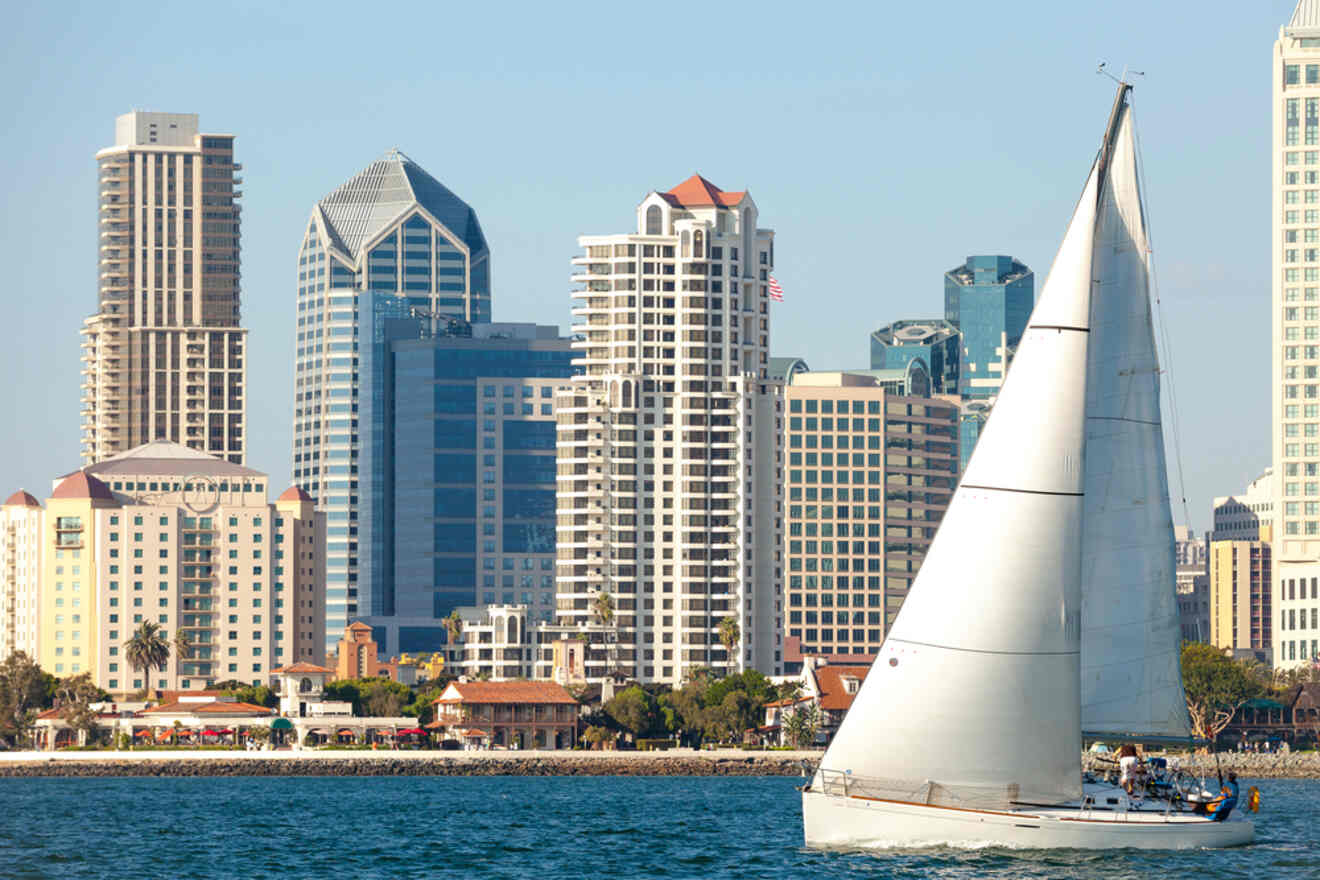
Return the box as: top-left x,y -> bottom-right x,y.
316,150 -> 487,259
1289,0 -> 1320,32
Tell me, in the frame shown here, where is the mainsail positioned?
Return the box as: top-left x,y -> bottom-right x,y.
816,160 -> 1105,810
1079,102 -> 1194,741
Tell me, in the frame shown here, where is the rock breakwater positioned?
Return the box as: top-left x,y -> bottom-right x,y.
0,752 -> 814,779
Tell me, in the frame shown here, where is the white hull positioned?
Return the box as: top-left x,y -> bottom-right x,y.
802,789 -> 1254,851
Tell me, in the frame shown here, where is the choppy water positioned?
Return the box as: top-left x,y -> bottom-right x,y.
0,775 -> 1313,878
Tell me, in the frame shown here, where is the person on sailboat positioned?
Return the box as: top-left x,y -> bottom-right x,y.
1117,743 -> 1144,795
1193,772 -> 1240,822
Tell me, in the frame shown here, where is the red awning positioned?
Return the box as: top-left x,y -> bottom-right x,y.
217,728 -> 235,735
397,728 -> 426,736
201,728 -> 221,736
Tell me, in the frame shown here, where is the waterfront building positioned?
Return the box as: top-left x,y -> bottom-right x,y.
291,151 -> 490,650
333,621 -> 384,680
82,112 -> 245,466
1211,469 -> 1273,542
427,679 -> 578,750
24,442 -> 324,694
1275,563 -> 1320,668
558,174 -> 783,685
869,319 -> 960,395
358,318 -> 575,656
1208,536 -> 1273,659
783,371 -> 958,657
1,491 -> 44,661
943,255 -> 1033,400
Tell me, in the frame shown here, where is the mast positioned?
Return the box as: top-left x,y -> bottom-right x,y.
1096,83 -> 1133,192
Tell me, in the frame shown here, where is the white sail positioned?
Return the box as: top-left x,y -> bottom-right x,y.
1080,106 -> 1194,741
815,164 -> 1101,809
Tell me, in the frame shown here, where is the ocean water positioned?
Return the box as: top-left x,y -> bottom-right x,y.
0,775 -> 1314,879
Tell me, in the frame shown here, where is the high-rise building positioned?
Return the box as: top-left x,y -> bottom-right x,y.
358,314 -> 575,656
1211,469 -> 1273,542
943,255 -> 1033,400
1274,4 -> 1320,674
292,151 -> 490,650
1,491 -> 44,661
557,174 -> 783,685
1208,538 -> 1273,659
24,443 -> 324,693
82,112 -> 245,466
783,372 -> 957,658
869,319 -> 960,395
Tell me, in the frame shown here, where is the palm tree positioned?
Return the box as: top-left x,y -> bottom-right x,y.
443,611 -> 463,671
124,621 -> 170,697
718,616 -> 741,670
593,591 -> 617,677
173,629 -> 193,679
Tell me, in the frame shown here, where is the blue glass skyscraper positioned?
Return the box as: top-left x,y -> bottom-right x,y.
358,318 -> 576,655
869,319 -> 961,394
943,255 -> 1033,400
291,151 -> 491,653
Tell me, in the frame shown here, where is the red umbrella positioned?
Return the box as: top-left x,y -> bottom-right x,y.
397,727 -> 426,736
201,728 -> 221,736
217,728 -> 235,735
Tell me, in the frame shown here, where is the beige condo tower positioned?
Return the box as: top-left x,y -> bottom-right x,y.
82,111 -> 245,467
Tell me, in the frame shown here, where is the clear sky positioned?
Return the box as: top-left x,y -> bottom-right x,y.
0,1 -> 1299,533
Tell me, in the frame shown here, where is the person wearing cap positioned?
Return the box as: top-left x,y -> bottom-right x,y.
1193,771 -> 1240,821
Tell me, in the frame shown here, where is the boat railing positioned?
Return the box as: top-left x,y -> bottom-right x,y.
816,767 -> 1021,810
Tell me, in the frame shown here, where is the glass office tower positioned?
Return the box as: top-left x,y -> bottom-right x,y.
358,318 -> 575,655
943,255 -> 1033,400
292,151 -> 490,653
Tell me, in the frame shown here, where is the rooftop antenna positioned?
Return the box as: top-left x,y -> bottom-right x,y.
1097,61 -> 1145,86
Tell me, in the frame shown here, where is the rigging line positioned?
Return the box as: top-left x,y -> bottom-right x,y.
1087,416 -> 1160,425
1131,95 -> 1194,532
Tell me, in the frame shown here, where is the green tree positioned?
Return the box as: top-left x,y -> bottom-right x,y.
403,678 -> 456,725
173,629 -> 193,669
0,651 -> 53,748
582,724 -> 618,750
783,701 -> 821,748
1182,642 -> 1266,743
123,621 -> 170,696
718,616 -> 741,669
55,672 -> 102,746
604,686 -> 658,740
593,591 -> 615,627
705,689 -> 757,743
363,679 -> 412,717
219,684 -> 277,708
443,611 -> 463,645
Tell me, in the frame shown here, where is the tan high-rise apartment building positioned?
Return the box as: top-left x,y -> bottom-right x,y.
557,175 -> 783,685
1208,537 -> 1273,657
82,112 -> 245,466
783,372 -> 958,659
24,443 -> 324,694
1,491 -> 44,661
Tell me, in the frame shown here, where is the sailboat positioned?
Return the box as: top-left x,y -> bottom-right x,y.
800,83 -> 1254,850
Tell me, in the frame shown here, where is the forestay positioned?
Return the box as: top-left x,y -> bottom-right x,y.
1079,104 -> 1194,741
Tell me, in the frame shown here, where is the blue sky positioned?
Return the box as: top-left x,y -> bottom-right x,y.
0,1 -> 1299,532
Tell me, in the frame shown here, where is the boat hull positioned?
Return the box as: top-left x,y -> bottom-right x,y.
802,789 -> 1254,850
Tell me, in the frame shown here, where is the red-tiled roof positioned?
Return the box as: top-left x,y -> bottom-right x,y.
660,174 -> 746,208
3,490 -> 40,508
346,621 -> 374,632
434,681 -> 577,706
764,696 -> 813,709
815,665 -> 871,711
271,662 -> 334,674
139,699 -> 273,716
277,486 -> 313,503
51,471 -> 115,502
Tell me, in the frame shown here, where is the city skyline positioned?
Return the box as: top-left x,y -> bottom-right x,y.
0,2 -> 1299,533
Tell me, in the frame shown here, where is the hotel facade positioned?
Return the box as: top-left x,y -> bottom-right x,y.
12,443 -> 325,694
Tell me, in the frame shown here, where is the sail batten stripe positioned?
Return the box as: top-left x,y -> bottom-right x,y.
1027,324 -> 1090,333
888,637 -> 1079,657
960,484 -> 1083,498
1087,416 -> 1160,426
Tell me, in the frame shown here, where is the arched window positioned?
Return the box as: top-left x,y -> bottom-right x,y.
300,677 -> 312,693
645,205 -> 662,235
681,230 -> 690,259
506,617 -> 518,643
741,208 -> 753,274
693,229 -> 704,258
717,211 -> 727,235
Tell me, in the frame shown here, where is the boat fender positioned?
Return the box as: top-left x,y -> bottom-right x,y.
1246,786 -> 1261,813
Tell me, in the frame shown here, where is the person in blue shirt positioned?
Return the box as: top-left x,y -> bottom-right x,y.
1194,771 -> 1239,821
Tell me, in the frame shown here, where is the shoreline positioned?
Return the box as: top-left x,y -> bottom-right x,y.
0,748 -> 819,778
0,749 -> 1316,779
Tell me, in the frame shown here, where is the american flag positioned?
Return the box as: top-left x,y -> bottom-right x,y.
768,275 -> 784,302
